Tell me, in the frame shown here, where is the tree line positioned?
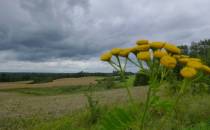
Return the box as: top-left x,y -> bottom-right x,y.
179,39 -> 210,66
0,71 -> 133,83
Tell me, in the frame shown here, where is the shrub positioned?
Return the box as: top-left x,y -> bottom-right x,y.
96,77 -> 115,89
133,72 -> 149,86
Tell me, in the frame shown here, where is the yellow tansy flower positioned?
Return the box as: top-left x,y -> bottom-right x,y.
136,40 -> 149,45
160,55 -> 177,68
131,46 -> 138,53
119,48 -> 132,57
111,48 -> 122,55
180,67 -> 197,78
137,51 -> 150,61
136,44 -> 150,51
153,50 -> 167,58
173,54 -> 181,59
201,65 -> 210,74
181,55 -> 190,58
189,58 -> 201,62
150,42 -> 165,49
187,61 -> 202,69
164,43 -> 181,54
100,52 -> 112,61
179,58 -> 190,64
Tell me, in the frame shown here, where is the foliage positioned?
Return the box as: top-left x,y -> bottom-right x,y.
0,85 -> 92,96
85,87 -> 101,125
133,72 -> 149,86
1,38 -> 210,130
0,116 -> 43,130
190,39 -> 210,66
178,39 -> 210,66
100,39 -> 210,130
96,77 -> 116,89
100,107 -> 139,130
0,72 -> 130,83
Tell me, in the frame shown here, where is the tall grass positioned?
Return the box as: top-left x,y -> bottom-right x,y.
30,94 -> 210,130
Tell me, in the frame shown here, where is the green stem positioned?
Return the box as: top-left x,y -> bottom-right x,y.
192,72 -> 203,82
108,62 -> 119,71
123,58 -> 128,71
110,60 -> 120,67
138,60 -> 144,70
158,79 -> 188,130
116,56 -> 122,70
140,85 -> 152,130
117,57 -> 134,104
128,57 -> 140,67
125,85 -> 134,103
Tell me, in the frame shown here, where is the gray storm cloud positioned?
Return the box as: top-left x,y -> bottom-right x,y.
0,0 -> 210,72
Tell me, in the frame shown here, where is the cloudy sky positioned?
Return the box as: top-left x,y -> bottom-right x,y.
0,0 -> 210,72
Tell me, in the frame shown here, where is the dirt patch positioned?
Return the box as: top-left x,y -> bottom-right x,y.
0,87 -> 147,119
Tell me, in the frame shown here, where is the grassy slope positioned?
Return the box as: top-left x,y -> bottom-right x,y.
31,94 -> 210,130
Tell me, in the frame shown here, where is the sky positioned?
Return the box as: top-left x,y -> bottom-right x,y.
0,0 -> 210,73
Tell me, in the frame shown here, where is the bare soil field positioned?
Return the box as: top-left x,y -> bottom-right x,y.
0,77 -> 101,90
0,87 -> 147,119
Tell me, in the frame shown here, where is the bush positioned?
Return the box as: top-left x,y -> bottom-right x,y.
133,73 -> 149,86
190,75 -> 210,95
96,77 -> 115,89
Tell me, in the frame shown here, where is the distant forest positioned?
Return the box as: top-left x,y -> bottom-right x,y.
0,71 -> 134,83
0,39 -> 209,83
179,39 -> 210,66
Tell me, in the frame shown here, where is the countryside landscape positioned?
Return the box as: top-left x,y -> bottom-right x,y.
0,0 -> 210,130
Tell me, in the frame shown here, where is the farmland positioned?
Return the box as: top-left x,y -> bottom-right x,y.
0,76 -> 146,130
0,77 -> 99,90
0,75 -> 209,130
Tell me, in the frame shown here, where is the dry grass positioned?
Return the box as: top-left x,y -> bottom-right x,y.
0,77 -> 101,90
0,87 -> 147,119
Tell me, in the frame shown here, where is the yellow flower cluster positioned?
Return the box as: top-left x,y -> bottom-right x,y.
136,40 -> 149,45
137,51 -> 150,61
160,55 -> 177,68
136,44 -> 150,51
180,67 -> 197,78
111,48 -> 122,55
154,50 -> 167,58
178,58 -> 190,64
100,52 -> 112,61
202,65 -> 210,74
150,42 -> 165,49
187,61 -> 202,69
174,55 -> 210,78
173,55 -> 181,59
119,48 -> 132,57
164,43 -> 181,54
100,39 -> 210,78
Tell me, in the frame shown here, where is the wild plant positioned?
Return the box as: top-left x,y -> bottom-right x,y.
100,39 -> 210,129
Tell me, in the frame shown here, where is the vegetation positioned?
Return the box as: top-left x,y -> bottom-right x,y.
0,39 -> 210,130
179,39 -> 210,66
0,72 -> 133,83
0,76 -> 134,96
100,39 -> 210,130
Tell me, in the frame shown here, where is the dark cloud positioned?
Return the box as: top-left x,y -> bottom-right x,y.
0,0 -> 210,71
